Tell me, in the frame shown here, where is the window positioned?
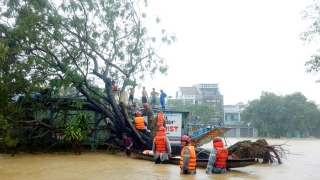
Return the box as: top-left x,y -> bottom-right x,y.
231,115 -> 234,120
206,92 -> 213,96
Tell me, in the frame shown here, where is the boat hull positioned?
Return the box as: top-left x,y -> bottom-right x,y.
131,151 -> 261,169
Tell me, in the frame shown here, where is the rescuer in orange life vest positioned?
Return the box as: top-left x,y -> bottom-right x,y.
152,126 -> 172,164
180,135 -> 196,175
155,111 -> 166,128
134,111 -> 147,133
205,137 -> 228,174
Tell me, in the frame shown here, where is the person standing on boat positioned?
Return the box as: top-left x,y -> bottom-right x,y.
150,88 -> 159,108
141,87 -> 148,104
205,137 -> 228,174
122,133 -> 133,156
143,103 -> 156,139
152,126 -> 172,164
180,135 -> 196,175
159,89 -> 167,109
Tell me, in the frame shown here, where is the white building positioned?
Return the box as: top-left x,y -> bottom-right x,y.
175,87 -> 201,104
176,83 -> 224,124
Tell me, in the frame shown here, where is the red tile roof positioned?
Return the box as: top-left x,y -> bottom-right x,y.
179,87 -> 200,95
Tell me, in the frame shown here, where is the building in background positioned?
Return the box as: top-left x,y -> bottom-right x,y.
175,87 -> 201,105
176,83 -> 224,125
176,84 -> 258,137
223,102 -> 258,137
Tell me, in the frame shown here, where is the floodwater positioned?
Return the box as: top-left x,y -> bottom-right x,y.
0,138 -> 319,180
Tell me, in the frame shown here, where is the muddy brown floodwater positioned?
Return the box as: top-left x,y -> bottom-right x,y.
0,138 -> 319,180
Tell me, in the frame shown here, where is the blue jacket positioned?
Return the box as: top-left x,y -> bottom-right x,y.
160,92 -> 167,101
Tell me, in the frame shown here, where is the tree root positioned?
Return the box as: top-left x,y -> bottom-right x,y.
228,139 -> 288,164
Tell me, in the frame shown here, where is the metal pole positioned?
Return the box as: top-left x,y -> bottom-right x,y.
247,122 -> 250,137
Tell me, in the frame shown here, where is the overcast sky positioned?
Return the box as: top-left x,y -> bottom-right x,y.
137,0 -> 320,105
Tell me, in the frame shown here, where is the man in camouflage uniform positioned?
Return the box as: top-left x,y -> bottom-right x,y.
143,103 -> 156,139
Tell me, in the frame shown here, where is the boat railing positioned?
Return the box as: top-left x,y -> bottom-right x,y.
191,127 -> 209,138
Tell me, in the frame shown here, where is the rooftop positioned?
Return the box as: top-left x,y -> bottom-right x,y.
179,87 -> 200,95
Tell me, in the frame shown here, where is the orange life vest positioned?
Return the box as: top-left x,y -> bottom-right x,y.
156,112 -> 165,127
134,117 -> 145,130
154,131 -> 167,153
180,145 -> 196,170
213,141 -> 228,168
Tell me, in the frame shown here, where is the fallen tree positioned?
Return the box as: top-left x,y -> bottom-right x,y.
3,95 -> 153,155
0,0 -> 175,154
227,139 -> 288,164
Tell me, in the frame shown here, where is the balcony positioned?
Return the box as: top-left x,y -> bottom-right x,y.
224,120 -> 243,125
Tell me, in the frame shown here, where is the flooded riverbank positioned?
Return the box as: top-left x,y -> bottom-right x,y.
0,138 -> 319,180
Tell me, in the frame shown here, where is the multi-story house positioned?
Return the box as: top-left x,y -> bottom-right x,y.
176,84 -> 259,137
224,102 -> 258,137
175,87 -> 201,105
176,83 -> 224,125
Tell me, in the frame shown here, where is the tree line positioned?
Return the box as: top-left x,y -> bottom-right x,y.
241,92 -> 320,138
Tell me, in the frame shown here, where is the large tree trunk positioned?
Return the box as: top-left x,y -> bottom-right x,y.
104,78 -> 126,137
7,78 -> 150,155
103,78 -> 149,149
119,102 -> 147,146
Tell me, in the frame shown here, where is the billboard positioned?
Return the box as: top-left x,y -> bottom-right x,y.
163,113 -> 182,144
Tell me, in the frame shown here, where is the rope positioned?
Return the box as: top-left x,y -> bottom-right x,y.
222,133 -> 228,146
196,149 -> 207,156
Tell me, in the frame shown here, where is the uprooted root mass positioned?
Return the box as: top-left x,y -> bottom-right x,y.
228,139 -> 288,164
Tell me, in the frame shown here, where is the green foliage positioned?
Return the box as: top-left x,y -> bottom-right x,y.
76,113 -> 91,131
0,115 -> 9,129
167,99 -> 184,109
0,115 -> 19,148
302,2 -> 320,82
0,23 -> 46,149
168,99 -> 217,125
0,0 -> 175,123
0,0 -> 175,151
0,0 -> 175,91
64,124 -> 83,141
64,113 -> 91,142
90,140 -> 100,152
241,92 -> 320,137
1,134 -> 19,147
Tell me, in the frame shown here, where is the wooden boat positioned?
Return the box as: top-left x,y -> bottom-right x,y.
131,149 -> 262,169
